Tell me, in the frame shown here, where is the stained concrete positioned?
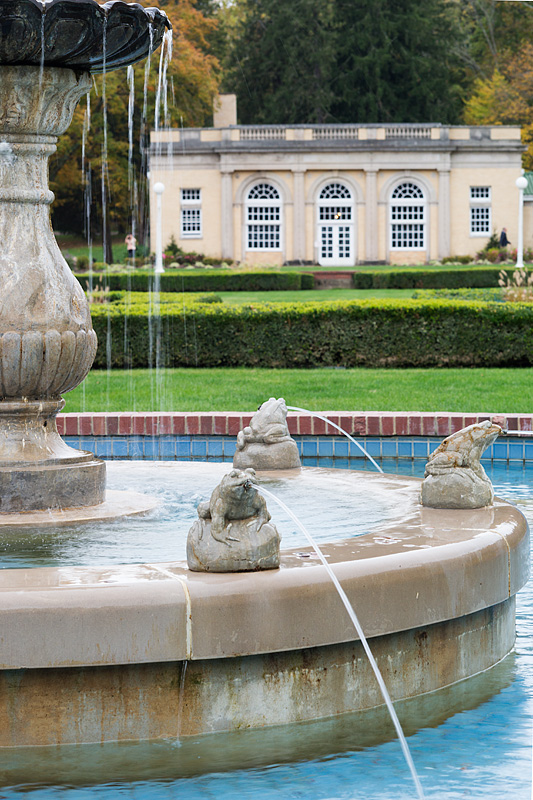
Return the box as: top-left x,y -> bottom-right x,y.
0,600 -> 515,746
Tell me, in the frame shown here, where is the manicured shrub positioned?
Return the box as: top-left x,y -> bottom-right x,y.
441,255 -> 473,265
89,295 -> 533,369
352,267 -> 515,290
412,288 -> 504,303
75,270 -> 308,293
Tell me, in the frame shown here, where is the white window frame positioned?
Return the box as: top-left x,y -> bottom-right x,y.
316,182 -> 355,266
180,188 -> 202,239
181,188 -> 201,203
469,186 -> 492,237
389,182 -> 426,250
245,182 -> 282,251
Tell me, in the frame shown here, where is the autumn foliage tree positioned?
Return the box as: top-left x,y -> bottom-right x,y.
464,42 -> 533,169
50,0 -> 220,250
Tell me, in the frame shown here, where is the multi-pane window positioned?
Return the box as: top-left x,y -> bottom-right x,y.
181,208 -> 202,237
319,183 -> 352,200
180,188 -> 202,238
319,206 -> 352,221
246,183 -> 281,250
470,186 -> 491,200
470,186 -> 491,235
318,183 -> 353,223
181,188 -> 201,202
390,182 -> 426,250
318,182 -> 354,264
338,227 -> 351,259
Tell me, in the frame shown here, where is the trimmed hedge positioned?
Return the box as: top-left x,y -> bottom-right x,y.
89,295 -> 533,369
352,267 -> 513,290
77,266 -> 515,293
412,288 -> 505,302
77,269 -> 314,293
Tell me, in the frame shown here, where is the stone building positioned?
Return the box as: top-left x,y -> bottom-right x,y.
149,95 -> 524,266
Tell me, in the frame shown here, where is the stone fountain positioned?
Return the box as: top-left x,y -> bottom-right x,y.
0,0 -> 169,513
0,2 -> 529,773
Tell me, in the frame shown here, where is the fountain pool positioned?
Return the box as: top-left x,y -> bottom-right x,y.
0,2 -> 529,796
0,461 -> 418,567
0,459 -> 529,798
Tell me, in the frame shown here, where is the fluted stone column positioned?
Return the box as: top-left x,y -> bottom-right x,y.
0,66 -> 105,511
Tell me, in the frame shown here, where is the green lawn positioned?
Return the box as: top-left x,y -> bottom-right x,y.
56,235 -> 133,264
64,367 -> 533,414
217,289 -> 413,304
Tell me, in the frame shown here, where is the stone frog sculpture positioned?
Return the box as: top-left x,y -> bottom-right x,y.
421,420 -> 502,509
234,397 -> 301,470
187,468 -> 281,572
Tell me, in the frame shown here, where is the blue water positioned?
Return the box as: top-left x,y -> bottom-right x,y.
0,461 -> 416,568
1,459 -> 532,799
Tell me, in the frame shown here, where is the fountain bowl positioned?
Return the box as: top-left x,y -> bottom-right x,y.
0,463 -> 527,747
0,0 -> 171,73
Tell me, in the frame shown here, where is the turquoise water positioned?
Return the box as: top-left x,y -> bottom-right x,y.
0,462 -> 417,568
1,459 -> 532,798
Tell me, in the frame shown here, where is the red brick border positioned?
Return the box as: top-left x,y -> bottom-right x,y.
56,412 -> 528,437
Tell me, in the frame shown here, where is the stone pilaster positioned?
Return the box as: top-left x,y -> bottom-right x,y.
365,169 -> 378,262
220,169 -> 234,260
292,168 -> 306,262
438,168 -> 451,260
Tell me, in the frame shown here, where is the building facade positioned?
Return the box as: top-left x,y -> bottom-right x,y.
149,106 -> 524,266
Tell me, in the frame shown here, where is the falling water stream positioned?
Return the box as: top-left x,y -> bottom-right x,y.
127,64 -> 135,192
258,484 -> 425,800
287,405 -> 383,473
39,5 -> 45,93
155,30 -> 173,132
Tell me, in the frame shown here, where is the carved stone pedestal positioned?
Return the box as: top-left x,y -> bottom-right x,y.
0,400 -> 105,512
0,66 -> 102,511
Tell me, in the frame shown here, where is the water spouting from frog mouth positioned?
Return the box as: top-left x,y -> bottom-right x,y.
287,405 -> 383,472
258,483 -> 425,799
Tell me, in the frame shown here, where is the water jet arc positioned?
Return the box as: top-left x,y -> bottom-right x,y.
259,483 -> 425,800
287,405 -> 383,472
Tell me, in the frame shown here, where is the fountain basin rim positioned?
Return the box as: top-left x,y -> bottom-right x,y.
0,489 -> 158,527
0,478 -> 527,669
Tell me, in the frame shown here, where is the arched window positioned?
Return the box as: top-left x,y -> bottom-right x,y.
317,182 -> 355,265
389,181 -> 426,250
246,182 -> 282,250
319,183 -> 352,200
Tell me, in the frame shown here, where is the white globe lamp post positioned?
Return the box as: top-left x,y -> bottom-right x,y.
516,175 -> 528,269
154,181 -> 165,274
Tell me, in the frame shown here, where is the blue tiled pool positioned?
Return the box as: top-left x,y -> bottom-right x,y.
64,434 -> 533,464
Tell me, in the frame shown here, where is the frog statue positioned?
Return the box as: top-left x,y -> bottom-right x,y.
233,397 -> 301,471
421,420 -> 502,509
186,469 -> 281,572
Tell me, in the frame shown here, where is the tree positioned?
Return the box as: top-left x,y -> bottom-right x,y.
331,0 -> 465,123
226,0 -> 336,124
463,69 -> 512,125
50,0 -> 221,247
463,42 -> 533,169
457,0 -> 533,80
226,0 -> 466,124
